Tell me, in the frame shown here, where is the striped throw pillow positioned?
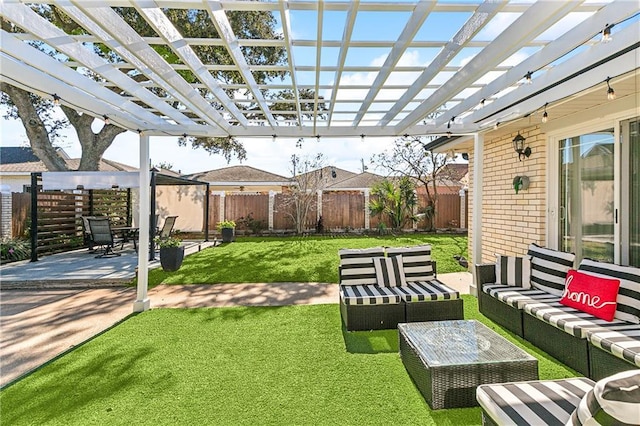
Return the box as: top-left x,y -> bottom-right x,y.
578,259 -> 640,324
495,255 -> 531,288
386,245 -> 434,282
339,247 -> 385,286
568,369 -> 640,425
373,256 -> 407,287
528,244 -> 575,296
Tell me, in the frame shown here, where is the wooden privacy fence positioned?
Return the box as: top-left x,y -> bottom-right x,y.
206,189 -> 467,233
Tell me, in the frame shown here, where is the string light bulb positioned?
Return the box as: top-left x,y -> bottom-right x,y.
272,134 -> 276,143
137,129 -> 143,136
52,94 -> 61,105
524,72 -> 532,85
606,77 -> 616,100
541,103 -> 548,123
480,99 -> 485,107
602,24 -> 613,43
360,134 -> 365,142
102,114 -> 110,125
446,131 -> 452,138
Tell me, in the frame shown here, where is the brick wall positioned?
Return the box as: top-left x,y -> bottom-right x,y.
470,125 -> 548,264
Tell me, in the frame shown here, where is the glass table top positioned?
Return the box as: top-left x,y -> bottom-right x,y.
399,320 -> 536,367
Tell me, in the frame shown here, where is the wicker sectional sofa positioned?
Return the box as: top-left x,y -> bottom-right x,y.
338,245 -> 464,331
476,244 -> 640,379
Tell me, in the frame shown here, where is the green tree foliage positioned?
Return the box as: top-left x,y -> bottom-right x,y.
369,177 -> 417,230
371,136 -> 459,230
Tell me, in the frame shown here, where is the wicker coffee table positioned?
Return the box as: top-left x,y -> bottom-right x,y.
399,320 -> 538,409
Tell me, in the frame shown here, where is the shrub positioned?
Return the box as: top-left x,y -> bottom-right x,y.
1,238 -> 30,263
236,213 -> 266,235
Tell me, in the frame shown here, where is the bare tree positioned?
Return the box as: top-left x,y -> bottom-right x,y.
280,153 -> 326,234
371,135 -> 460,230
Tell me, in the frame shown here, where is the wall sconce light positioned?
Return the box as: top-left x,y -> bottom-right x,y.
512,132 -> 531,161
606,77 -> 616,100
331,167 -> 337,179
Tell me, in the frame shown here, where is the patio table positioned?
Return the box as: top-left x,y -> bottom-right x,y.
399,320 -> 538,409
111,226 -> 139,250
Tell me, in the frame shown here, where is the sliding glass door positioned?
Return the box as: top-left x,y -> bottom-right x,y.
623,118 -> 640,267
558,118 -> 640,267
559,130 -> 615,263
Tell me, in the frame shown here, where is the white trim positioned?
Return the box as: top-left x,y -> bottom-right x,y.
205,181 -> 290,186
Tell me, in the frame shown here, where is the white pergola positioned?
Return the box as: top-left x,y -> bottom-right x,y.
1,0 -> 638,311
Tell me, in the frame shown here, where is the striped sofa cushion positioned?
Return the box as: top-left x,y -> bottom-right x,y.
373,256 -> 406,287
393,280 -> 459,302
386,245 -> 434,282
568,370 -> 640,425
523,301 -> 629,339
578,259 -> 640,325
483,284 -> 560,309
587,325 -> 640,368
476,377 -> 595,426
495,254 -> 531,288
339,285 -> 401,306
528,244 -> 575,296
338,247 -> 385,285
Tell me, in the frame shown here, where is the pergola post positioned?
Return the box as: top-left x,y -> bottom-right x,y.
204,183 -> 210,241
134,133 -> 151,313
471,133 -> 484,296
149,170 -> 157,260
29,172 -> 40,262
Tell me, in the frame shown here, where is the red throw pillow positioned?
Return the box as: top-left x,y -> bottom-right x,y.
560,269 -> 620,321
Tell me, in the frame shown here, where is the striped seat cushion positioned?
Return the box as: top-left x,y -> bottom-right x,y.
587,325 -> 640,368
386,245 -> 434,282
528,244 -> 575,297
495,254 -> 531,288
483,284 -> 560,309
373,255 -> 406,287
392,280 -> 459,303
338,247 -> 385,286
477,377 -> 595,426
339,285 -> 401,306
568,370 -> 640,425
578,259 -> 640,325
523,301 -> 629,339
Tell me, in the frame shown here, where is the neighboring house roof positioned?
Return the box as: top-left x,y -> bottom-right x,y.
186,165 -> 289,184
440,163 -> 468,182
327,172 -> 385,189
0,147 -> 137,173
297,166 -> 358,189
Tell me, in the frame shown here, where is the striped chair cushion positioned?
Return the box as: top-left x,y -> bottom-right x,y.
339,285 -> 401,306
392,280 -> 459,303
386,245 -> 434,282
495,254 -> 531,288
528,244 -> 575,296
338,247 -> 385,286
578,259 -> 640,325
587,326 -> 640,368
373,256 -> 406,287
568,370 -> 640,425
483,284 -> 560,309
476,377 -> 595,426
523,301 -> 629,339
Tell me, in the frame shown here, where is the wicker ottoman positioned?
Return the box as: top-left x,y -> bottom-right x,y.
399,320 -> 538,409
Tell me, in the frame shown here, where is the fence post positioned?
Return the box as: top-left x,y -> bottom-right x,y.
412,190 -> 418,230
268,191 -> 275,231
0,185 -> 11,239
364,189 -> 370,230
459,188 -> 467,229
219,192 -> 225,223
317,190 -> 323,222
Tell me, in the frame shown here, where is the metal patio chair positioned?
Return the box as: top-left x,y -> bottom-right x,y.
87,217 -> 123,258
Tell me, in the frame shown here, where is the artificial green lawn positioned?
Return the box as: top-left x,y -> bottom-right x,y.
148,234 -> 469,287
1,296 -> 578,426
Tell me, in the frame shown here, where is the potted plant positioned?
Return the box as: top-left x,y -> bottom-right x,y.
216,220 -> 236,243
156,236 -> 184,272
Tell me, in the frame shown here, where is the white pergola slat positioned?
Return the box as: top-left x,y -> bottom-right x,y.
0,0 -> 636,137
